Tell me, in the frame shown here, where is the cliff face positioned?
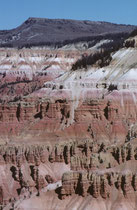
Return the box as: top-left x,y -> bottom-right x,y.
1,29 -> 137,209
1,45 -> 137,145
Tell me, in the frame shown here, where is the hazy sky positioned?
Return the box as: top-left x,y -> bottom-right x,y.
0,0 -> 137,29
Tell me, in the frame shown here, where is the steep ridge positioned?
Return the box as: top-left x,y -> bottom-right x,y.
0,17 -> 136,48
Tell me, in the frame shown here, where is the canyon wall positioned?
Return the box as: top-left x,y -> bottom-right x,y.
0,41 -> 137,209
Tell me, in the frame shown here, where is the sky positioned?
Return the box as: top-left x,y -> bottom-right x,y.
0,0 -> 137,29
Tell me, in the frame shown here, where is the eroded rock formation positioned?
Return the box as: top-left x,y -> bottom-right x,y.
0,27 -> 137,209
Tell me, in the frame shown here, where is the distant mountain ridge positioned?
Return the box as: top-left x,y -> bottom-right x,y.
0,17 -> 136,48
